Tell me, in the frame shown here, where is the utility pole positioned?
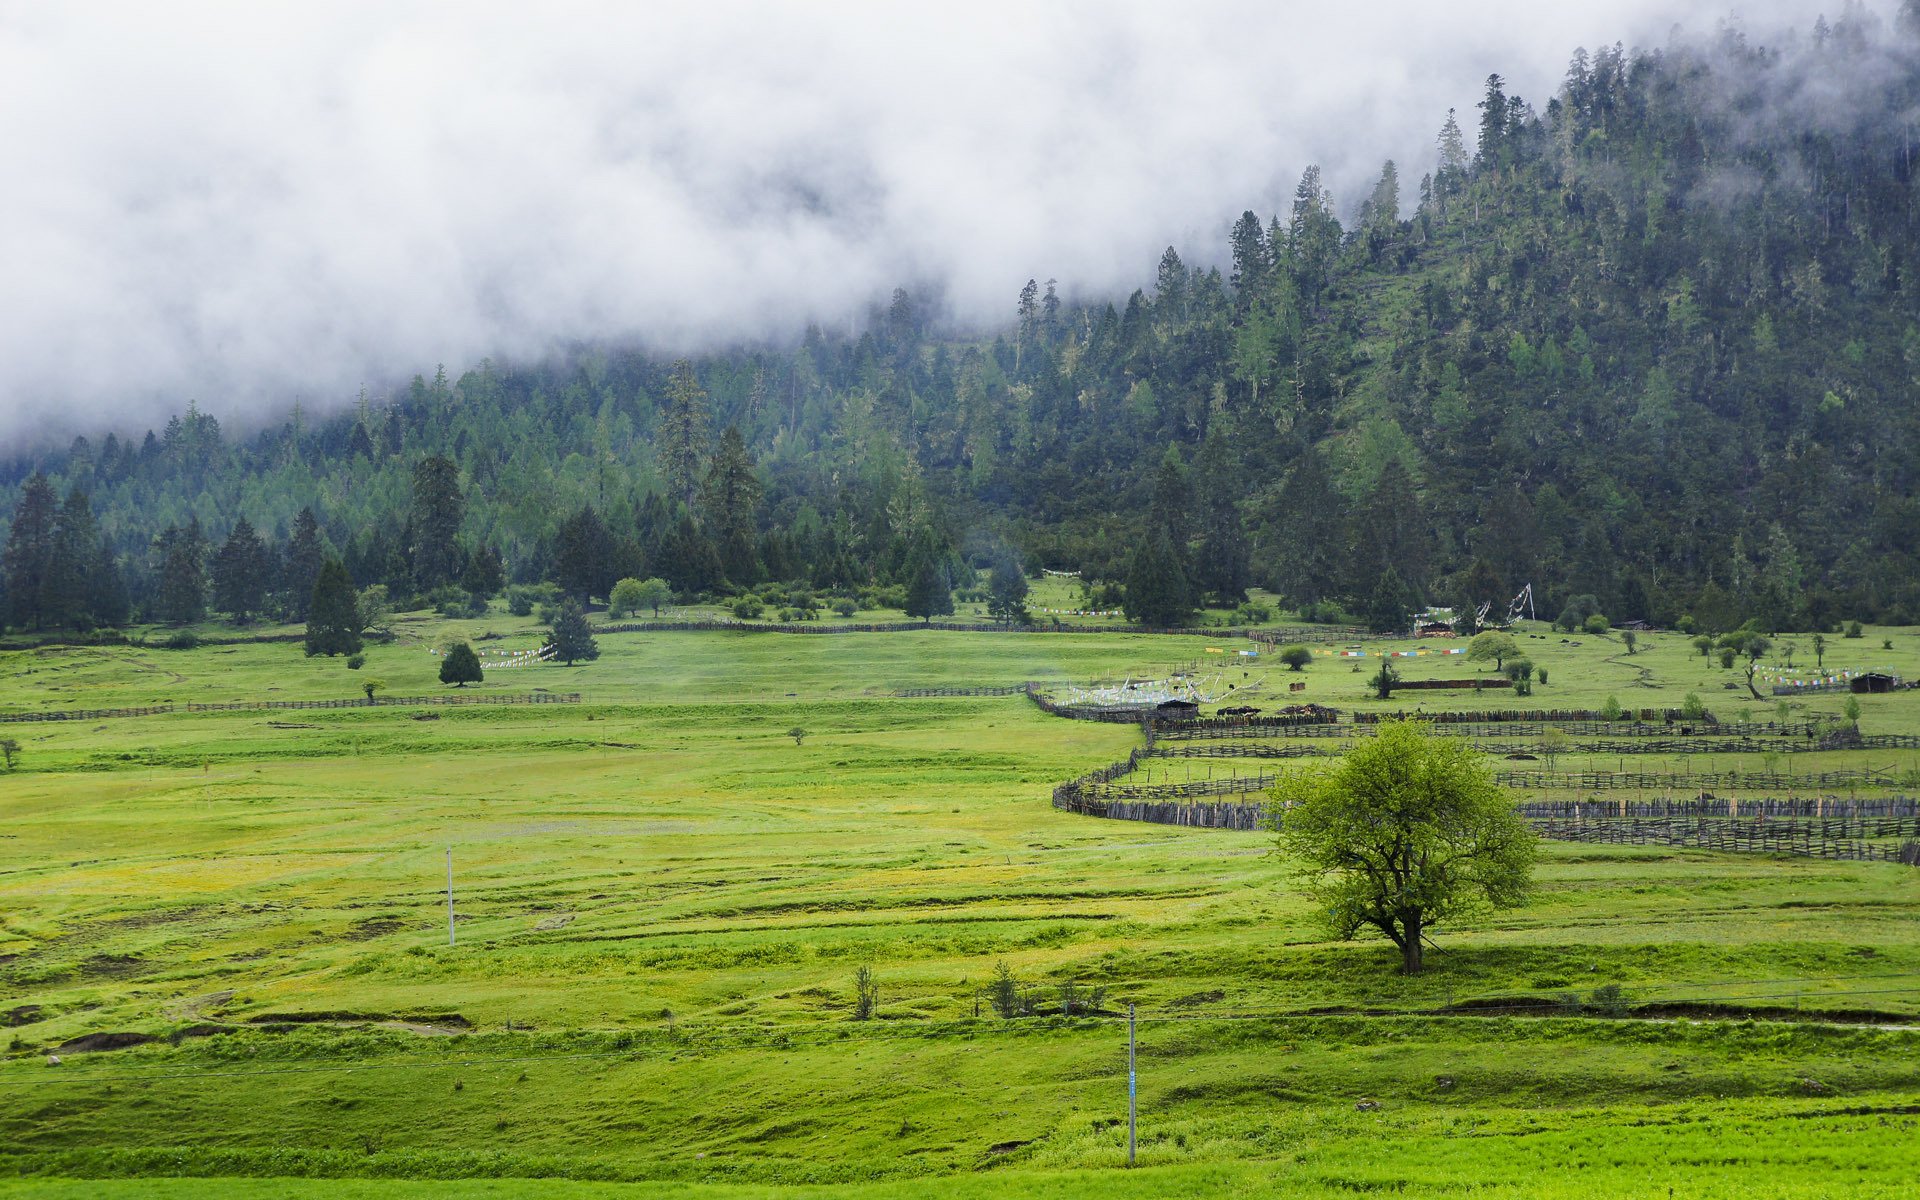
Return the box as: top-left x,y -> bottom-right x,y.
1127,1003 -> 1137,1167
447,846 -> 455,947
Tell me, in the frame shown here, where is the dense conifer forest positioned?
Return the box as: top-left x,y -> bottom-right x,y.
10,9 -> 1920,634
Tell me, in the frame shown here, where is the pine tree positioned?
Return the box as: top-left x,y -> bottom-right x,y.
1124,529 -> 1193,628
438,641 -> 483,687
305,557 -> 363,657
700,426 -> 764,586
283,507 -> 324,621
212,516 -> 269,623
1191,427 -> 1249,604
39,488 -> 99,629
2,473 -> 57,629
547,598 -> 599,665
659,360 -> 711,507
1366,567 -> 1415,634
409,455 -> 465,593
461,544 -> 505,600
554,505 -> 615,600
153,519 -> 209,625
987,551 -> 1030,626
1267,448 -> 1343,606
1228,210 -> 1270,298
904,540 -> 954,624
90,542 -> 130,628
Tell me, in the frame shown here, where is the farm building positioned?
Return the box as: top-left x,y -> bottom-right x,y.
1411,607 -> 1458,637
1154,698 -> 1202,718
1848,672 -> 1900,694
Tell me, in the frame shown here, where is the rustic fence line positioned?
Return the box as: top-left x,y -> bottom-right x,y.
1516,797 -> 1920,820
1148,734 -> 1898,760
1157,719 -> 1815,742
891,686 -> 1029,698
1353,707 -> 1700,725
1048,791 -> 1920,864
603,618 -> 1375,641
0,692 -> 581,723
1494,767 -> 1899,792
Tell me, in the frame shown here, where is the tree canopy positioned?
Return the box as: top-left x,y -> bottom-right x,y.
1273,720 -> 1536,974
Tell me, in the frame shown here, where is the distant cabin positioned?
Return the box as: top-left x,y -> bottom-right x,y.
1849,673 -> 1899,694
1154,698 -> 1201,718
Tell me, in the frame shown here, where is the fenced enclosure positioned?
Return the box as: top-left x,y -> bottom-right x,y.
0,692 -> 581,723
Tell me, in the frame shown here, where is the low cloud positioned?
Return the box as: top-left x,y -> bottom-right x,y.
0,1 -> 1874,443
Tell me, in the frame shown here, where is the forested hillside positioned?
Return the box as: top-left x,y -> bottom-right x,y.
9,8 -> 1920,633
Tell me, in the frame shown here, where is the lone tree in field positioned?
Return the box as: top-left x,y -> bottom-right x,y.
610,576 -> 672,619
1279,645 -> 1313,671
439,642 -> 483,687
1370,660 -> 1398,700
1466,630 -> 1517,671
0,737 -> 19,770
904,543 -> 954,624
547,598 -> 599,665
304,557 -> 363,657
1273,721 -> 1536,975
787,726 -> 806,745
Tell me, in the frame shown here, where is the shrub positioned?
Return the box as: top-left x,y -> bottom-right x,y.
1278,645 -> 1313,671
730,597 -> 764,620
506,587 -> 537,617
1846,621 -> 1865,638
1535,668 -> 1548,686
1682,692 -> 1707,720
162,631 -> 200,650
345,653 -> 366,670
1582,613 -> 1611,635
1600,695 -> 1623,721
832,599 -> 858,618
852,965 -> 879,1021
988,961 -> 1028,1019
1719,648 -> 1736,668
1589,984 -> 1629,1017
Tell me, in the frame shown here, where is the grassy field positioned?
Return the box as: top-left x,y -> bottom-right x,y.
2,614 -> 1918,1195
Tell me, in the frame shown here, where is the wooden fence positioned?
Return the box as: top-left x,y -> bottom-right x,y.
1048,791 -> 1920,865
1516,797 -> 1920,820
1157,719 -> 1812,742
1494,766 -> 1899,792
1354,707 -> 1699,724
603,619 -> 1374,641
892,686 -> 1028,698
0,692 -> 581,723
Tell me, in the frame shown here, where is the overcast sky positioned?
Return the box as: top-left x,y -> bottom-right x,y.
0,1 -> 1883,444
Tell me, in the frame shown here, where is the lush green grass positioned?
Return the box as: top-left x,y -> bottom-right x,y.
2,618 -> 1918,1194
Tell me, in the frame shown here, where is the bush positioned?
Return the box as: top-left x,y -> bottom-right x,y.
1535,668 -> 1548,686
162,631 -> 200,650
1582,613 -> 1610,635
1846,621 -> 1865,638
346,653 -> 365,670
506,587 -> 537,617
1298,600 -> 1346,624
1719,648 -> 1737,668
1589,983 -> 1629,1017
1278,645 -> 1313,671
730,597 -> 764,620
1682,692 -> 1707,720
832,599 -> 857,618
1599,695 -> 1623,721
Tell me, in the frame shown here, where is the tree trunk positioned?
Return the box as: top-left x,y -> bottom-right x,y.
1400,911 -> 1425,974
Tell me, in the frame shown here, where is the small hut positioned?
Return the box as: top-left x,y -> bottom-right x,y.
1849,673 -> 1899,694
1411,607 -> 1458,638
1154,698 -> 1201,719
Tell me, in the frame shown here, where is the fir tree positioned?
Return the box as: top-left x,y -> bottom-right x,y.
2,473 -> 57,629
547,598 -> 599,665
409,455 -> 465,592
659,360 -> 711,507
700,426 -> 763,585
212,516 -> 269,623
282,507 -> 325,621
39,488 -> 99,629
304,557 -> 363,657
439,641 -> 483,687
904,540 -> 954,624
1124,528 -> 1192,628
987,552 -> 1030,626
153,519 -> 209,625
554,506 -> 615,600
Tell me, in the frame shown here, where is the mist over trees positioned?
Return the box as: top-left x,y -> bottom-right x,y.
8,11 -> 1920,633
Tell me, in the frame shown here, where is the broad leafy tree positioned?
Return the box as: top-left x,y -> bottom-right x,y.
1274,721 -> 1536,974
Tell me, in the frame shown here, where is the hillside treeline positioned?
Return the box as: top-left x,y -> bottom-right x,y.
8,8 -> 1920,633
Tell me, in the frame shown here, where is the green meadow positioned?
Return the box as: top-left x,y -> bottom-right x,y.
2,614 -> 1918,1196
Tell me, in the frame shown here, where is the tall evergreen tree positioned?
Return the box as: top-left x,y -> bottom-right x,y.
546,598 -> 600,665
904,538 -> 954,624
305,557 -> 362,656
554,506 -> 615,600
39,488 -> 99,629
439,641 -> 483,687
282,507 -> 325,621
90,542 -> 130,628
1123,528 -> 1192,628
659,360 -> 711,507
409,455 -> 465,592
700,426 -> 763,586
153,519 -> 209,625
2,472 -> 57,629
212,516 -> 269,623
1190,427 -> 1250,603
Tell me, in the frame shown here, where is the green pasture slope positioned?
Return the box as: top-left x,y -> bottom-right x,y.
1,613 -> 1918,1197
